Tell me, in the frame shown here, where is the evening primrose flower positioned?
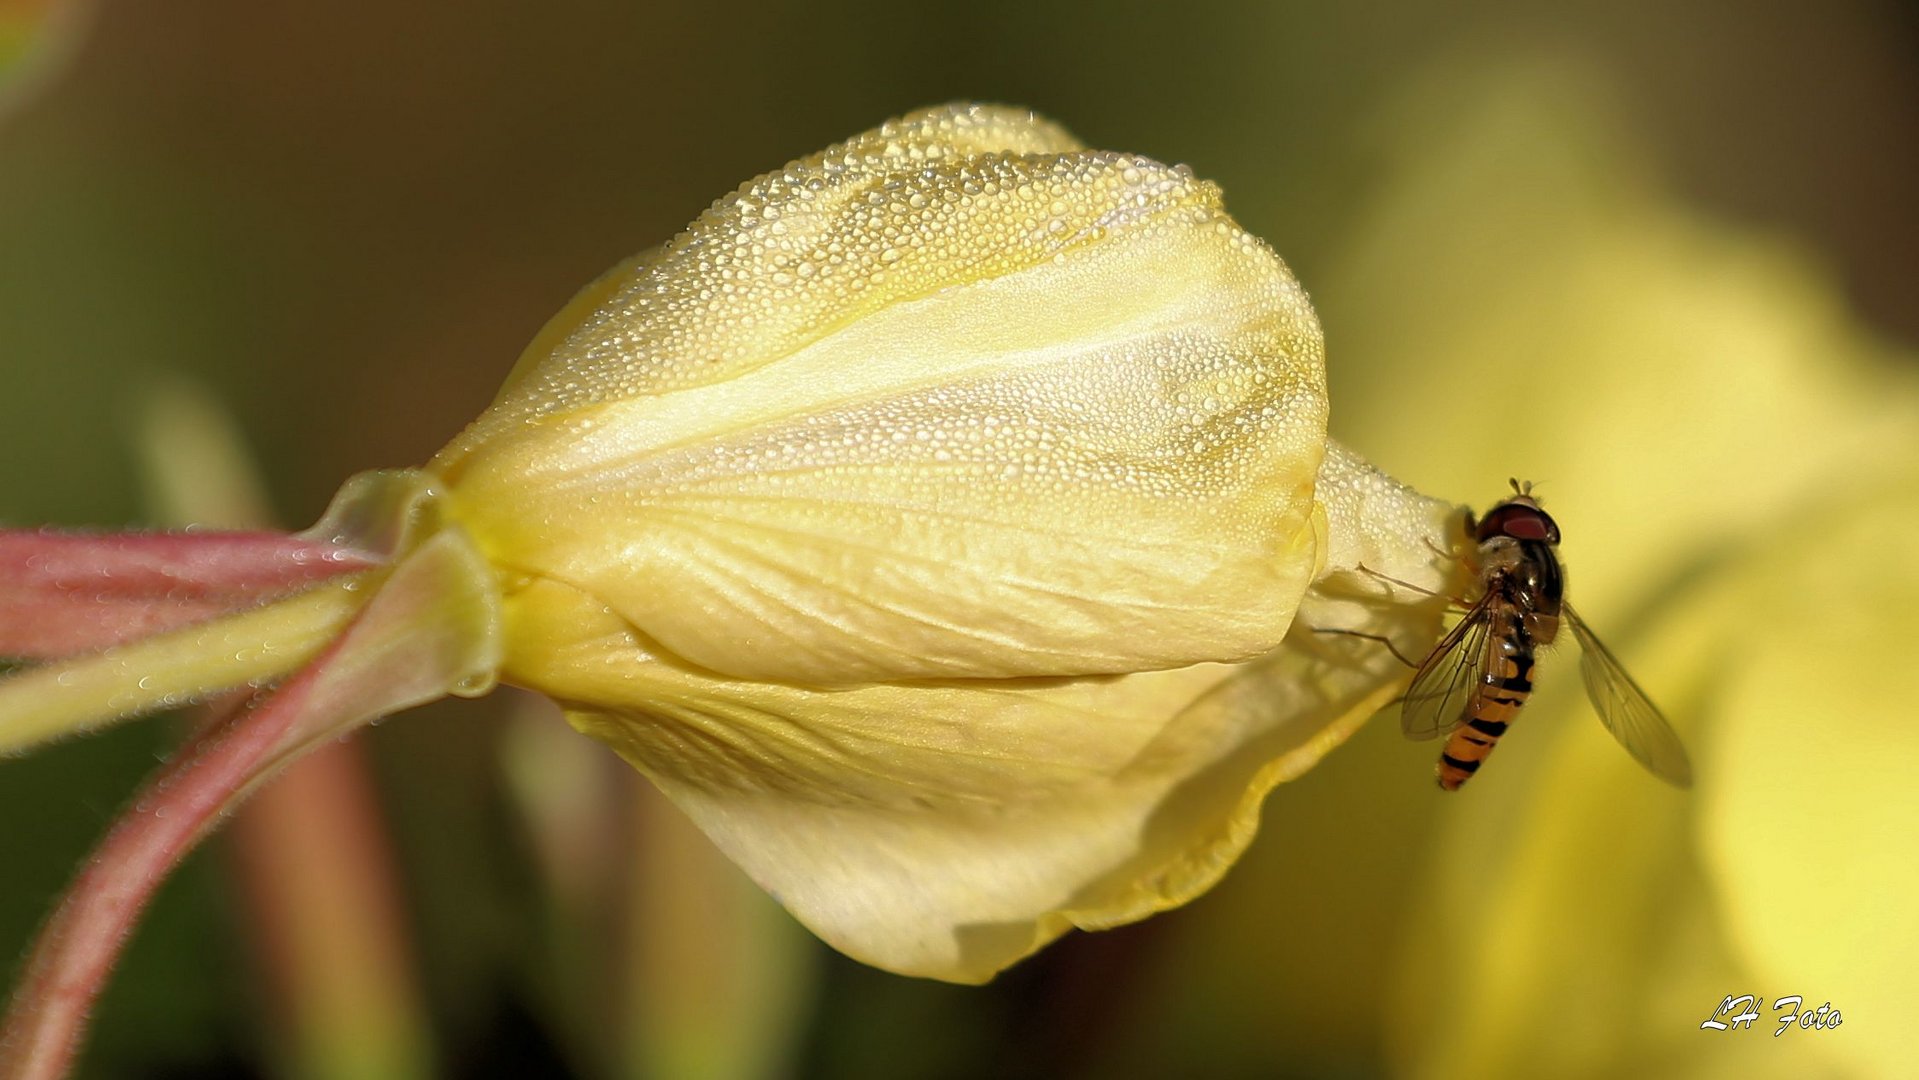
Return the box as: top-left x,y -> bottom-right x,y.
440,103 -> 1331,685
0,101 -> 1454,1055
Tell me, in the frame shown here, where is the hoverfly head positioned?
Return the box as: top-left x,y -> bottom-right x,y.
1474,485 -> 1561,545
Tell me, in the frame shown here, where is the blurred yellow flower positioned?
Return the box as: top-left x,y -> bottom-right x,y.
1299,60 -> 1919,1080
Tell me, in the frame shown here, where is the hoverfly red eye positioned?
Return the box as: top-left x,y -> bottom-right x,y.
1473,502 -> 1561,544
1503,514 -> 1554,541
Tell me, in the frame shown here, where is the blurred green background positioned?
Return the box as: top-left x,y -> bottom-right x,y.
3,2 -> 1917,1077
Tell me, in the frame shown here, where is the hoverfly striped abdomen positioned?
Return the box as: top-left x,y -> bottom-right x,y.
1436,603 -> 1535,790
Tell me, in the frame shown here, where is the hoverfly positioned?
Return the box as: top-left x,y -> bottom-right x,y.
1403,481 -> 1692,791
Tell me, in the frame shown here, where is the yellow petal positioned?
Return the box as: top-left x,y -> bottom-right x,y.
463,103 -> 1087,423
496,447 -> 1453,983
1701,473 -> 1919,1078
436,103 -> 1327,683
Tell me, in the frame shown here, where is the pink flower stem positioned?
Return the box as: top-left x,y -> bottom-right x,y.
0,647 -> 336,1080
0,529 -> 376,598
0,529 -> 378,660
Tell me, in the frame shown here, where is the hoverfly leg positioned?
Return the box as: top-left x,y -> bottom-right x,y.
1354,563 -> 1473,609
1308,626 -> 1420,669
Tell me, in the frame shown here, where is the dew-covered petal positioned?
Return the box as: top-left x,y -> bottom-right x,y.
446,103 -> 1089,438
439,104 -> 1326,683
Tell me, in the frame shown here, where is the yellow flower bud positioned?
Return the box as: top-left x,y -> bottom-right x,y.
433,103 -> 1329,684
423,104 -> 1454,981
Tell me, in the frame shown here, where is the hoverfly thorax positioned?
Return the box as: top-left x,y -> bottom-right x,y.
1468,492 -> 1564,636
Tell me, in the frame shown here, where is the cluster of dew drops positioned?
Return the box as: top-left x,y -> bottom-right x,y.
512,106 -> 1276,412
491,104 -> 1322,535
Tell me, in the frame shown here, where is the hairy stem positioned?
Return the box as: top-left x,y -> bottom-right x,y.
0,653 -> 336,1080
0,529 -> 377,661
0,523 -> 501,1078
0,529 -> 375,600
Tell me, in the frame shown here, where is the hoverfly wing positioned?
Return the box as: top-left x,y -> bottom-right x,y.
1402,596 -> 1495,742
1563,602 -> 1694,788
